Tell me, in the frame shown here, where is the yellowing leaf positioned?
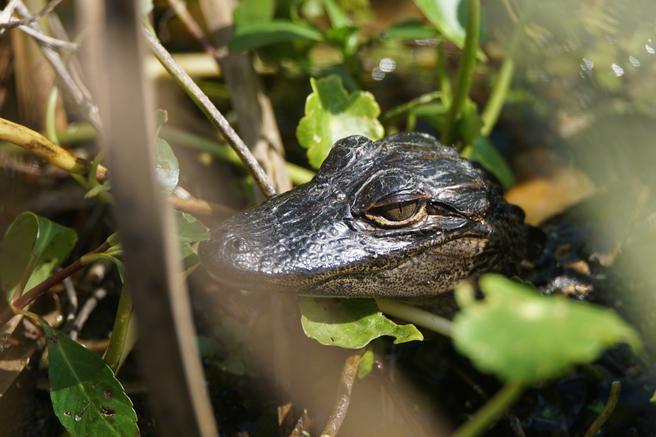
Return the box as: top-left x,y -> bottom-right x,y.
296,75 -> 384,168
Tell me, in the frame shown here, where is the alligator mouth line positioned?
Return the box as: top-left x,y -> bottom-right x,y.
295,232 -> 489,295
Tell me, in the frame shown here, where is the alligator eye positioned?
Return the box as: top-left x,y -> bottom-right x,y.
365,199 -> 427,227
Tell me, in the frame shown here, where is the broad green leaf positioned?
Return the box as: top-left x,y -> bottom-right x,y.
0,212 -> 77,301
300,298 -> 423,349
156,137 -> 179,194
229,20 -> 324,52
44,323 -> 138,436
382,21 -> 438,41
414,0 -> 465,47
452,274 -> 641,384
296,75 -> 384,168
234,0 -> 274,26
461,136 -> 515,188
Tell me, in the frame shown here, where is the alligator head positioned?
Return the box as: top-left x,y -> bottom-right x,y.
199,133 -> 526,297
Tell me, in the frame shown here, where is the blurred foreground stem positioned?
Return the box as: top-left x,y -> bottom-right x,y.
453,381 -> 524,437
481,7 -> 527,137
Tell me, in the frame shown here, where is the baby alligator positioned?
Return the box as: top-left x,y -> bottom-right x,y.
200,133 -> 530,297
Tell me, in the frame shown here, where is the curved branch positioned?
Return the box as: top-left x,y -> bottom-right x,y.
142,26 -> 277,198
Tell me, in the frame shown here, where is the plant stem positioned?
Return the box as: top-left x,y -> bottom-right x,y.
0,241 -> 110,328
375,298 -> 453,337
1,116 -> 226,216
161,126 -> 315,185
104,286 -> 136,373
142,25 -> 277,198
453,381 -> 524,437
481,11 -> 526,137
321,351 -> 363,437
56,122 -> 96,144
44,85 -> 59,143
441,0 -> 480,147
0,116 -> 96,176
168,195 -> 235,217
437,41 -> 452,105
583,380 -> 621,437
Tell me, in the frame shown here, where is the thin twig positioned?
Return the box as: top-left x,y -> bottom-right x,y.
69,287 -> 107,341
14,0 -> 102,131
0,241 -> 110,328
62,276 -> 78,326
0,0 -> 19,35
15,23 -> 78,50
166,0 -> 216,57
583,381 -> 622,437
321,352 -> 363,437
168,196 -> 235,217
0,0 -> 63,29
142,25 -> 277,198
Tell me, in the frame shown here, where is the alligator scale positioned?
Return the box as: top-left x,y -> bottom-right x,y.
200,133 -> 528,297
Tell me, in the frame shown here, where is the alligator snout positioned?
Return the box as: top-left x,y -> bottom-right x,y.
199,133 -> 527,297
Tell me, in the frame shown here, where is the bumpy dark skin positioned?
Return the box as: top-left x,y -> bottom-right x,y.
199,133 -> 527,297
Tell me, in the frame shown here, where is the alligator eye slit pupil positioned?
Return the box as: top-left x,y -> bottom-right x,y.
381,201 -> 418,221
367,200 -> 422,224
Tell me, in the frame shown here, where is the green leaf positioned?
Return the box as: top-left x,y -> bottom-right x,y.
414,0 -> 465,47
175,211 -> 209,243
382,21 -> 438,41
234,0 -> 274,26
0,212 -> 77,301
84,182 -> 112,199
452,274 -> 641,384
357,349 -> 375,379
324,0 -> 352,28
457,99 -> 483,145
156,137 -> 179,194
300,298 -> 423,349
461,136 -> 515,188
174,211 -> 209,272
324,26 -> 360,54
44,323 -> 138,436
296,75 -> 384,168
229,20 -> 324,52
383,91 -> 442,120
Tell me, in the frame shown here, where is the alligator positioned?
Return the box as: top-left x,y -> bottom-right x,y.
199,131 -> 656,308
199,132 -> 567,298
